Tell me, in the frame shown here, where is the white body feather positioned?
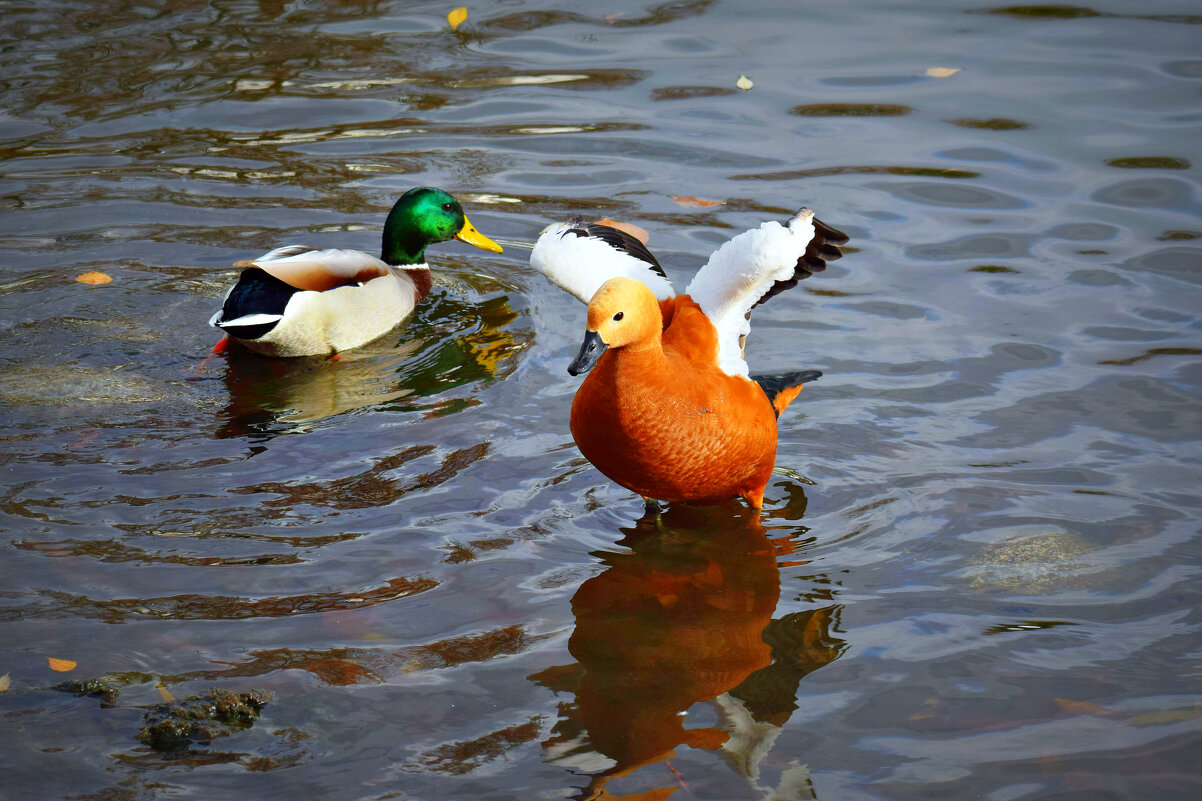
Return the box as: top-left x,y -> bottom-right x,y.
530,222 -> 674,304
211,247 -> 424,357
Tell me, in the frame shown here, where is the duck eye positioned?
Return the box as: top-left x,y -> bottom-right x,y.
441,202 -> 455,212
612,311 -> 624,321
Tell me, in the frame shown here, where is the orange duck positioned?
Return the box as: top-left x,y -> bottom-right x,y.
530,209 -> 848,508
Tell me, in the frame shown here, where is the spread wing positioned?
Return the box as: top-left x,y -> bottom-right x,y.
684,209 -> 847,377
753,216 -> 849,309
530,216 -> 674,304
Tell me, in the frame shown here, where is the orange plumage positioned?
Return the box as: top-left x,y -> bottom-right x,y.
533,208 -> 848,508
568,280 -> 804,508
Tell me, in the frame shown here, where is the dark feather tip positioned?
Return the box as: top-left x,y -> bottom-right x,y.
754,213 -> 851,309
814,217 -> 850,245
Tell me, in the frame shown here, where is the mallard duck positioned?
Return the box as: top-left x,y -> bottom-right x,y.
210,187 -> 503,357
530,209 -> 848,507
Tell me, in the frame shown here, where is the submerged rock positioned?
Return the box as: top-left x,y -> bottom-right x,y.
136,688 -> 272,751
0,364 -> 175,405
55,676 -> 125,706
964,528 -> 1097,594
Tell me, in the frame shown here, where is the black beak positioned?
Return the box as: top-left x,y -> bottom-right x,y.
568,330 -> 607,376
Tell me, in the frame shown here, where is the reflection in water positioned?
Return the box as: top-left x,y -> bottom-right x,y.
218,337 -> 422,434
531,504 -> 844,800
212,290 -> 528,436
217,336 -> 418,432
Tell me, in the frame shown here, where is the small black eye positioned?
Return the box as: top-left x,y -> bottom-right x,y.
612,311 -> 624,321
442,202 -> 455,211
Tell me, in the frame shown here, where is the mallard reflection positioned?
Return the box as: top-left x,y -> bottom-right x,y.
531,502 -> 845,800
217,335 -> 421,434
212,291 -> 527,436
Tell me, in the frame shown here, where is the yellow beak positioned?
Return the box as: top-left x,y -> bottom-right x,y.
455,215 -> 503,253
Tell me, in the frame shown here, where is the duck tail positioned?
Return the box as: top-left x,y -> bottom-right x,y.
752,369 -> 821,417
211,267 -> 298,340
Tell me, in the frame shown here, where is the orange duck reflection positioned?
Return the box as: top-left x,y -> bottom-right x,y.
530,502 -> 845,800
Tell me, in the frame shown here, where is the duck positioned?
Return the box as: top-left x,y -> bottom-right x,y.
209,186 -> 503,358
529,209 -> 848,508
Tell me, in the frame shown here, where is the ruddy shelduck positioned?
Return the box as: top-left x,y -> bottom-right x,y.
530,209 -> 848,508
210,187 -> 502,358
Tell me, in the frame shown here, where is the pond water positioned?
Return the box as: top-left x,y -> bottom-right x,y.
2,1 -> 1200,799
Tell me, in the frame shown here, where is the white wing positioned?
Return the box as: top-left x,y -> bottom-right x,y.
530,220 -> 674,304
684,209 -> 816,377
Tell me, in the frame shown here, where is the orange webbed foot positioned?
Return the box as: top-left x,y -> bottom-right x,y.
192,337 -> 230,373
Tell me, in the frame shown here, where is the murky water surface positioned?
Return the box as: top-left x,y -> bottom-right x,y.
2,1 -> 1200,799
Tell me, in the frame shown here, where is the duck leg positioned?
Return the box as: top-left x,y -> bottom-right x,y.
193,337 -> 230,371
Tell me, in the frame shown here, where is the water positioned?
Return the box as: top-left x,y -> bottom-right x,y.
1,1 -> 1200,799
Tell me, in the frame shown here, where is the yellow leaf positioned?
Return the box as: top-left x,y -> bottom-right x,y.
0,673 -> 10,691
47,657 -> 77,672
156,682 -> 175,702
1053,698 -> 1111,716
736,74 -> 753,90
670,195 -> 726,209
925,67 -> 961,78
76,271 -> 112,286
448,7 -> 468,30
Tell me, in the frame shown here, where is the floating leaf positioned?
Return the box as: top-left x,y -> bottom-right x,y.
47,657 -> 77,672
736,74 -> 753,90
596,219 -> 649,244
908,695 -> 939,720
447,6 -> 468,30
1054,698 -> 1111,716
76,271 -> 112,286
925,67 -> 961,78
670,195 -> 726,209
0,674 -> 9,692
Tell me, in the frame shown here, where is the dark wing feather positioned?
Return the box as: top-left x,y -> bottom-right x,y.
562,216 -> 668,279
753,216 -> 850,309
752,369 -> 822,417
216,267 -> 298,339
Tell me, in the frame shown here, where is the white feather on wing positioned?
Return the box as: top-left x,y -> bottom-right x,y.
684,210 -> 816,377
530,222 -> 674,304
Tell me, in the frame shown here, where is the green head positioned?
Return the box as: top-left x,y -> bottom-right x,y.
380,187 -> 502,265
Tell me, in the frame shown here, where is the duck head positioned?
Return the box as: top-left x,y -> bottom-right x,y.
381,187 -> 503,265
568,277 -> 662,376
